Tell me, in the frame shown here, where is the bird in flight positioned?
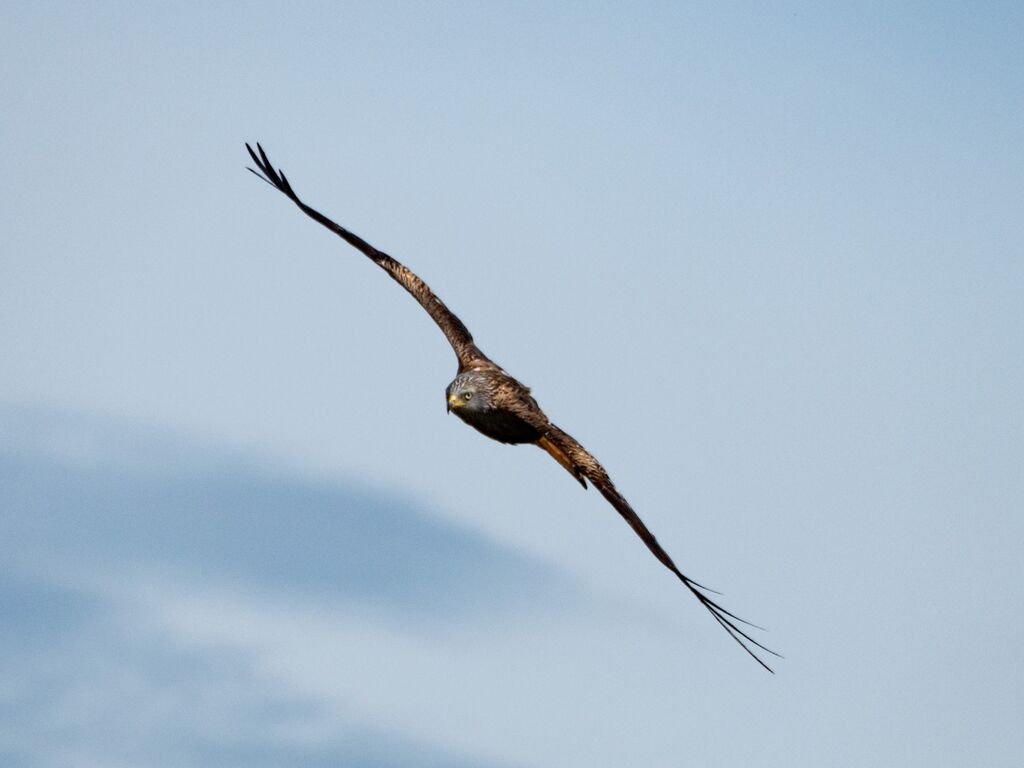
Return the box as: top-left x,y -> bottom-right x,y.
246,143 -> 779,672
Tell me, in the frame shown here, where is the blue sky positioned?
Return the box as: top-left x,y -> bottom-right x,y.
2,3 -> 1022,766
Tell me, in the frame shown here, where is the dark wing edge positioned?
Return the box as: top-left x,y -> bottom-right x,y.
245,142 -> 491,371
543,424 -> 781,673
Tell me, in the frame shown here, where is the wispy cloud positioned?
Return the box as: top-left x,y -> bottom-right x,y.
0,404 -> 576,617
0,572 -> 510,768
0,405 -> 570,767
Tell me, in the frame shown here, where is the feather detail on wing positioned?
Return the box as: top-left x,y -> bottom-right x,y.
538,435 -> 587,488
246,142 -> 491,371
541,424 -> 781,672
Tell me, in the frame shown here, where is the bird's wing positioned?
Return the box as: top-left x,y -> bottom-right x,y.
246,143 -> 492,371
541,423 -> 780,672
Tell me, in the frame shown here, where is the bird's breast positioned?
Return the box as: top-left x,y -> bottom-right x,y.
454,406 -> 541,445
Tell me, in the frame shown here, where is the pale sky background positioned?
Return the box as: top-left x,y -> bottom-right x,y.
2,3 -> 1023,766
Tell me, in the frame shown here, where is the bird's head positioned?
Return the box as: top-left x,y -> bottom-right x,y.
446,372 -> 490,414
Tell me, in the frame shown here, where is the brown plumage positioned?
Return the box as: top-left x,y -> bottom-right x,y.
246,142 -> 780,672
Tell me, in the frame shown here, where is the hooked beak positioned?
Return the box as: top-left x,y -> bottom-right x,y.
447,394 -> 461,413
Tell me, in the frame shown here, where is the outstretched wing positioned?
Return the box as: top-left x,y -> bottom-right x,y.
246,142 -> 492,371
542,424 -> 781,672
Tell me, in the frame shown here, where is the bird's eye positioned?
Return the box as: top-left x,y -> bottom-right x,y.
463,392 -> 473,401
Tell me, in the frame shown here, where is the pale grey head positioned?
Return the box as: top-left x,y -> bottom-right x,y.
446,370 -> 495,414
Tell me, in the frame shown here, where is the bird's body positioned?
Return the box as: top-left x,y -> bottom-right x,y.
449,385 -> 542,444
446,367 -> 587,486
246,143 -> 779,672
447,368 -> 542,443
